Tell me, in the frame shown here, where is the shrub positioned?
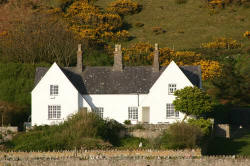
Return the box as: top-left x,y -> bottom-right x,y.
0,63 -> 49,106
124,120 -> 131,125
159,122 -> 203,149
135,22 -> 144,27
123,42 -> 153,65
7,109 -> 125,151
243,31 -> 250,38
152,27 -> 166,35
201,38 -> 241,49
193,60 -> 222,80
107,0 -> 140,16
64,1 -> 123,45
188,118 -> 212,136
119,136 -> 150,149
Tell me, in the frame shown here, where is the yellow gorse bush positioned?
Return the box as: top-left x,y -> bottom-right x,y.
193,60 -> 222,80
64,1 -> 128,44
202,37 -> 241,49
0,31 -> 8,37
122,42 -> 153,65
243,31 -> 250,38
159,51 -> 201,66
121,42 -> 219,80
107,0 -> 140,16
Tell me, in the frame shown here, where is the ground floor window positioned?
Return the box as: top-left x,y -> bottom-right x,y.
166,103 -> 179,118
128,107 -> 138,120
92,107 -> 104,118
48,105 -> 61,119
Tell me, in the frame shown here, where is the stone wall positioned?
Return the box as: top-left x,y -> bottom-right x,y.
0,152 -> 249,166
127,124 -> 169,139
0,126 -> 18,143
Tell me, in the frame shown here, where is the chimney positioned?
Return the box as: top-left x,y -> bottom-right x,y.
153,43 -> 159,72
113,44 -> 123,71
77,44 -> 83,72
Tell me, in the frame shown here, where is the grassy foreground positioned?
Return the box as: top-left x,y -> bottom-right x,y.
207,128 -> 250,155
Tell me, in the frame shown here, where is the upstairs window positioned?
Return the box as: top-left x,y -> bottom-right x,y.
93,107 -> 104,118
48,105 -> 61,120
50,85 -> 58,96
166,103 -> 179,118
168,83 -> 176,95
128,107 -> 138,120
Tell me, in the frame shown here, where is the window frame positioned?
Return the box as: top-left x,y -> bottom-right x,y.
50,85 -> 59,96
48,105 -> 61,120
168,83 -> 177,95
128,107 -> 138,120
92,107 -> 104,118
166,103 -> 179,118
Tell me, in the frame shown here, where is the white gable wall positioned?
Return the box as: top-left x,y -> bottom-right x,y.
32,63 -> 82,126
139,61 -> 194,124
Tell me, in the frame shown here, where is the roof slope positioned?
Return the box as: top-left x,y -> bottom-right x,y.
34,65 -> 201,94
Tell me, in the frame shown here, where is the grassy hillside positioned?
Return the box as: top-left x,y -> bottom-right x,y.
96,0 -> 250,50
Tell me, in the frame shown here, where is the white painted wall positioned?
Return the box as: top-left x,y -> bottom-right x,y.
139,61 -> 194,124
82,94 -> 147,124
32,61 -> 198,125
31,63 -> 88,126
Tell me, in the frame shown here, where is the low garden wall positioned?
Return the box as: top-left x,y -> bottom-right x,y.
0,150 -> 249,166
0,126 -> 18,143
0,149 -> 201,160
127,124 -> 169,139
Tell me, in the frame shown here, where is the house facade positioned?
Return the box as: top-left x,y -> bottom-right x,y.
31,44 -> 202,126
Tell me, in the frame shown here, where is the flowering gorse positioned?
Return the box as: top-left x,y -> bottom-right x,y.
202,37 -> 241,49
107,0 -> 140,16
193,60 -> 222,80
243,31 -> 250,38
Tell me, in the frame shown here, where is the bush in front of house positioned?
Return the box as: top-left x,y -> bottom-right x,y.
188,118 -> 212,137
158,122 -> 203,149
124,120 -> 131,125
6,109 -> 125,151
119,136 -> 151,149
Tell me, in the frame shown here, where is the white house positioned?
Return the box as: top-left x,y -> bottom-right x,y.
31,44 -> 202,126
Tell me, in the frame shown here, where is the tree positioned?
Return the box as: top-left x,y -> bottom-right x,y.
209,55 -> 250,105
173,86 -> 215,122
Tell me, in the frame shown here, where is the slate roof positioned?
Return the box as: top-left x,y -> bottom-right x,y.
34,65 -> 201,94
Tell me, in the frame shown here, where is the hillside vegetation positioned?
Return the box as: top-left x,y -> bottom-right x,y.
96,0 -> 250,49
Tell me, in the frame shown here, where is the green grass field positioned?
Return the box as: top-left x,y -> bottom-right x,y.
95,0 -> 250,50
207,128 -> 250,155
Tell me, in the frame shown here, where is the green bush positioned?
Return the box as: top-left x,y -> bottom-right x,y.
188,118 -> 212,136
158,122 -> 203,149
7,109 -> 125,151
119,136 -> 150,149
0,63 -> 49,106
124,120 -> 131,125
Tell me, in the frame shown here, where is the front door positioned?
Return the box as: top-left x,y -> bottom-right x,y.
142,107 -> 150,123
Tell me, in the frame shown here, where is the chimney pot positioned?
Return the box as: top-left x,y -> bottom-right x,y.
78,44 -> 81,52
155,43 -> 158,50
